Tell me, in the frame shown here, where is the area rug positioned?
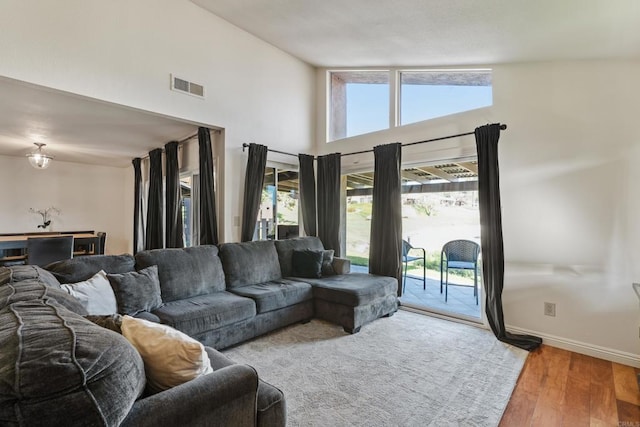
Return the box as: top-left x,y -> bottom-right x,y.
223,310 -> 528,427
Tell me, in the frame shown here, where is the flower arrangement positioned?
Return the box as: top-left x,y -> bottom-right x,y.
29,207 -> 61,230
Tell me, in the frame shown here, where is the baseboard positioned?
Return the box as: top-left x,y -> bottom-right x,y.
506,324 -> 640,368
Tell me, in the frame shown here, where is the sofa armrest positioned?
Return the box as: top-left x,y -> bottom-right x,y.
332,257 -> 351,275
121,364 -> 258,427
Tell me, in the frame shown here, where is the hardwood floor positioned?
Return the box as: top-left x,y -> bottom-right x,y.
500,345 -> 640,426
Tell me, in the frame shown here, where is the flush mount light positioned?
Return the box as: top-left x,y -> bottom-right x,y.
27,143 -> 53,170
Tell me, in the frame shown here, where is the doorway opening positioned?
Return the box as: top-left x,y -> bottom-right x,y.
345,159 -> 482,321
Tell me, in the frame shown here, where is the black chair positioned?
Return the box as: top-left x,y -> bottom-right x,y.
277,225 -> 299,240
27,236 -> 74,267
96,231 -> 107,254
402,239 -> 426,292
440,239 -> 480,304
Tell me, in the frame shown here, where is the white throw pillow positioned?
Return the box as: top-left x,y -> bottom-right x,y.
60,270 -> 118,315
120,315 -> 213,392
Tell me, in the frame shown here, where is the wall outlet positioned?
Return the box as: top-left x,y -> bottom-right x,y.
544,302 -> 556,317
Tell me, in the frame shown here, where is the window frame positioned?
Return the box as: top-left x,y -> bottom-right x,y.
326,68 -> 492,142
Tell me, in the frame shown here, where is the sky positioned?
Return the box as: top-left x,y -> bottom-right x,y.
346,83 -> 493,138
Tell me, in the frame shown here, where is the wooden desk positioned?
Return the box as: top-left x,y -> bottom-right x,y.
0,232 -> 104,265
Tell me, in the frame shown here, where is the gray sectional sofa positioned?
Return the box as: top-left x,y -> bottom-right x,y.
0,236 -> 399,426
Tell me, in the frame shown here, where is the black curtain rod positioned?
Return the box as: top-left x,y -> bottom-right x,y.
242,123 -> 507,159
138,128 -> 222,160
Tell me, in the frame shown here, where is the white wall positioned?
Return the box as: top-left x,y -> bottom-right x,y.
0,156 -> 130,255
0,0 -> 315,243
316,60 -> 640,363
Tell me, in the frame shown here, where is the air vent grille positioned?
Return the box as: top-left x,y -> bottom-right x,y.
171,74 -> 205,99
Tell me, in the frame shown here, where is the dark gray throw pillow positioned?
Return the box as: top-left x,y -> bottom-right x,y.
107,265 -> 163,316
292,249 -> 323,278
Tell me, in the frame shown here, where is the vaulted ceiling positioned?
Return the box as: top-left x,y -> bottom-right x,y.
192,0 -> 640,67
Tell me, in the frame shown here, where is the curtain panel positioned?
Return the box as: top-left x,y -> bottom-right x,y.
298,153 -> 317,237
198,127 -> 219,245
476,123 -> 542,351
164,141 -> 184,248
145,148 -> 164,250
241,143 -> 268,242
317,153 -> 342,256
132,157 -> 145,254
368,143 -> 403,295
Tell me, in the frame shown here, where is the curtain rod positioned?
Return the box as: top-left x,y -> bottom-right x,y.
138,129 -> 221,160
242,123 -> 507,159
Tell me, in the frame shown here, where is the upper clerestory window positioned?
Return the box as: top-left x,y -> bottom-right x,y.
328,69 -> 492,142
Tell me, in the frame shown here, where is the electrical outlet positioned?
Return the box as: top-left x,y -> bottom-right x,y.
544,302 -> 556,317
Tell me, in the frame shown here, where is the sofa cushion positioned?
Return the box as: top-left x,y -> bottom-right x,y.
0,278 -> 88,315
121,315 -> 213,394
47,254 -> 135,284
274,236 -> 325,277
135,246 -> 225,302
219,241 -> 282,288
107,265 -> 163,316
304,273 -> 398,307
0,301 -> 145,427
153,292 -> 256,337
60,270 -> 118,315
291,249 -> 323,278
229,279 -> 313,313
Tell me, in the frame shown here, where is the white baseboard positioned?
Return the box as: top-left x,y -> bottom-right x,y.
506,324 -> 640,368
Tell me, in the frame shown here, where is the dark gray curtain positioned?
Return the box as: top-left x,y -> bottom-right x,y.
132,157 -> 144,254
145,148 -> 163,250
298,154 -> 317,237
368,143 -> 403,295
317,153 -> 341,256
241,143 -> 267,242
476,123 -> 542,351
198,127 -> 218,245
164,141 -> 183,248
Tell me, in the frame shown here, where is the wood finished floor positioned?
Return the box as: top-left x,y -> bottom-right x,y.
500,344 -> 640,426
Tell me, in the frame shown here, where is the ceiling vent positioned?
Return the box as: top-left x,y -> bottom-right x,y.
170,74 -> 205,98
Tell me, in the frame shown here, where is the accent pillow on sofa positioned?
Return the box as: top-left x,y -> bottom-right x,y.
292,249 -> 324,278
321,249 -> 335,276
121,315 -> 213,393
60,270 -> 118,315
107,265 -> 163,316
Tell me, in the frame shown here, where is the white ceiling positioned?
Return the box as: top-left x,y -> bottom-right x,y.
2,1 -> 639,168
0,77 -> 199,168
192,0 -> 640,67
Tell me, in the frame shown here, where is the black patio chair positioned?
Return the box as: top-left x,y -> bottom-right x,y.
440,239 -> 480,304
402,239 -> 426,293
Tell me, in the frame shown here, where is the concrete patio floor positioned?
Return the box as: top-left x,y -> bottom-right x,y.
400,274 -> 481,320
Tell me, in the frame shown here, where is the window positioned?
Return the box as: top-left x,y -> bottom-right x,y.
400,71 -> 492,125
180,172 -> 200,247
329,71 -> 389,141
255,167 -> 299,240
328,69 -> 492,141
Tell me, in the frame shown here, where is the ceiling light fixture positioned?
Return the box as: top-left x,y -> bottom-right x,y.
27,143 -> 53,170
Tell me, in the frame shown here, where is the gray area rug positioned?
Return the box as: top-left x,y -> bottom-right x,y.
224,310 -> 527,427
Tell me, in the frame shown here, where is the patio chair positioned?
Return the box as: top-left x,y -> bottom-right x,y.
27,235 -> 74,267
440,239 -> 480,304
402,239 -> 426,293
